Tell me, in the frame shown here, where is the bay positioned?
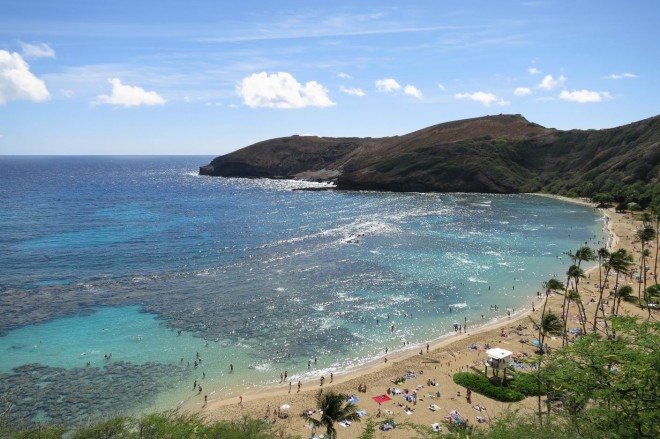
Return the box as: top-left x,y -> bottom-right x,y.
0,156 -> 607,425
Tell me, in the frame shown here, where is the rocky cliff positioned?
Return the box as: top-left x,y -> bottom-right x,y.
200,114 -> 660,195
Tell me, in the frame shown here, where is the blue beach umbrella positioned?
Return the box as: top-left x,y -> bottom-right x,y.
532,340 -> 541,347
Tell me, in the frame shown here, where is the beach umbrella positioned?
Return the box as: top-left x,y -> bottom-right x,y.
532,340 -> 541,347
280,404 -> 291,410
428,404 -> 440,411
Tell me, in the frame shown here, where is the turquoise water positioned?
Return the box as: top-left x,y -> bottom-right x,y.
0,156 -> 608,425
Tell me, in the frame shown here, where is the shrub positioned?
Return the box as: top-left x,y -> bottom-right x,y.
509,372 -> 547,396
453,372 -> 525,402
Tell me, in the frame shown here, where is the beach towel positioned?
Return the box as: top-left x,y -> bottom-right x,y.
348,395 -> 359,403
357,410 -> 367,417
373,395 -> 392,404
431,423 -> 441,432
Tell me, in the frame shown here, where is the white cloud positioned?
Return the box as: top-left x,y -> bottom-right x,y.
340,85 -> 366,97
455,91 -> 497,106
20,42 -> 56,59
0,50 -> 50,105
514,87 -> 532,96
404,84 -> 423,99
497,99 -> 511,106
437,83 -> 446,91
239,72 -> 334,109
95,78 -> 166,107
538,74 -> 566,90
338,72 -> 351,79
559,89 -> 611,103
528,67 -> 540,75
604,72 -> 637,80
375,78 -> 401,92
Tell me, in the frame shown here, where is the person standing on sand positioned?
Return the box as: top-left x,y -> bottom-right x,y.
297,381 -> 301,392
288,382 -> 292,393
330,372 -> 333,383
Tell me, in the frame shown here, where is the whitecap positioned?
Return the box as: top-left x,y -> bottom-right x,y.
449,302 -> 468,309
468,276 -> 487,283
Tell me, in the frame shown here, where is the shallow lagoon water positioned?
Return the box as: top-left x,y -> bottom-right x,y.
0,156 -> 608,425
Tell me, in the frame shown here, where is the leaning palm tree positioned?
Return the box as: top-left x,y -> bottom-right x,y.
302,390 -> 360,439
538,278 -> 564,351
567,290 -> 587,336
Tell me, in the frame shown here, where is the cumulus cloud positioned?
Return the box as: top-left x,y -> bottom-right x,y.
528,67 -> 540,75
538,74 -> 566,90
514,87 -> 532,96
95,78 -> 166,107
338,72 -> 351,79
455,91 -> 497,106
604,72 -> 637,80
0,50 -> 50,105
404,84 -> 423,99
239,72 -> 334,109
455,91 -> 510,107
20,42 -> 55,59
375,78 -> 401,92
340,85 -> 366,97
559,89 -> 611,103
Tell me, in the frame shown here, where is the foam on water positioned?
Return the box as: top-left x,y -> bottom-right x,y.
0,157 -> 610,425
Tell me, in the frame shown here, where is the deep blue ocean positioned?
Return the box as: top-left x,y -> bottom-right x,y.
0,156 -> 607,425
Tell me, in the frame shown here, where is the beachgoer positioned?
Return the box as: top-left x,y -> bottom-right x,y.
330,372 -> 333,383
288,382 -> 292,393
297,381 -> 301,393
239,395 -> 243,406
204,395 -> 207,405
230,363 -> 233,372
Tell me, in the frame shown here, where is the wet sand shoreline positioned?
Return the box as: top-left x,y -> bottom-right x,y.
190,196 -> 648,438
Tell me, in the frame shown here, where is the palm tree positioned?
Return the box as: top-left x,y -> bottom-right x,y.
653,212 -> 660,286
538,278 -> 564,351
614,285 -> 633,316
563,265 -> 585,347
535,311 -> 563,424
592,247 -> 611,334
636,225 -> 656,308
567,290 -> 587,336
539,312 -> 563,350
560,247 -> 593,324
302,390 -> 360,439
609,249 -> 634,314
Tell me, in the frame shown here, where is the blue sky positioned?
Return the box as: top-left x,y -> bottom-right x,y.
1,0 -> 658,155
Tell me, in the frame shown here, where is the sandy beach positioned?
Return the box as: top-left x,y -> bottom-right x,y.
191,198 -> 651,438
